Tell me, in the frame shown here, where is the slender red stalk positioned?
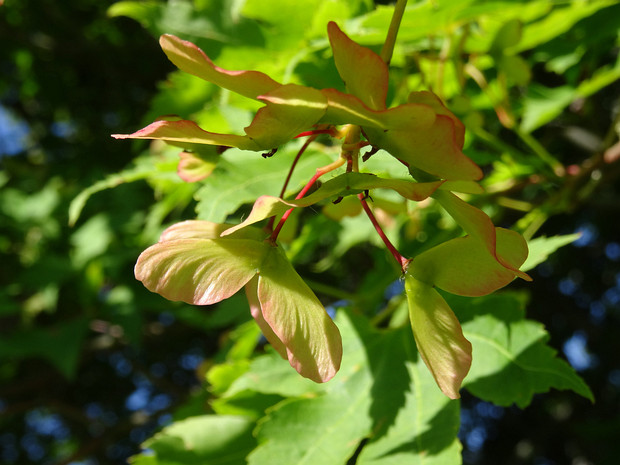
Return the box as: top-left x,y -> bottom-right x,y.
279,138 -> 314,199
270,172 -> 322,241
358,193 -> 408,272
267,136 -> 316,232
294,127 -> 340,139
270,157 -> 346,242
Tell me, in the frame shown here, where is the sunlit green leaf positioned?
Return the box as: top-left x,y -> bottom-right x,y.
223,172 -> 443,235
256,246 -> 342,383
131,415 -> 256,465
69,152 -> 180,226
408,228 -> 530,297
159,33 -> 281,100
520,84 -> 575,133
328,21 -> 388,110
450,293 -> 595,407
404,276 -> 472,399
246,311 -> 461,464
195,147 -> 332,223
177,150 -> 218,182
514,0 -> 618,53
135,235 -> 269,305
522,233 -> 580,272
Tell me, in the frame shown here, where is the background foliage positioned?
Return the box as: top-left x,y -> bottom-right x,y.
1,0 -> 619,464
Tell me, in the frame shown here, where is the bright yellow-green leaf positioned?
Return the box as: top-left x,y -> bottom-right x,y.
177,150 -> 218,182
408,90 -> 466,148
222,172 -> 444,235
245,276 -> 288,361
245,84 -> 327,149
328,21 -> 388,110
135,220 -> 341,383
433,189 -> 496,256
114,84 -> 327,152
256,246 -> 342,383
112,118 -> 260,150
405,276 -> 472,399
364,111 -> 483,181
135,237 -> 268,305
159,33 -> 281,100
408,227 -> 531,297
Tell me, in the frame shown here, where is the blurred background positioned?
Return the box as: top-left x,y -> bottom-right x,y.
1,1 -> 619,464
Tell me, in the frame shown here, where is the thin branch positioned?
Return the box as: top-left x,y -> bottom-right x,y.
380,0 -> 408,65
270,157 -> 346,242
358,193 -> 408,272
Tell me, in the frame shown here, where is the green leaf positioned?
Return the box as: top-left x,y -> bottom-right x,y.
356,0 -> 478,44
177,150 -> 218,182
223,172 -> 443,235
136,220 -> 341,382
0,317 -> 89,379
514,1 -> 618,53
408,228 -> 530,297
70,214 -> 114,267
256,246 -> 342,383
499,55 -> 531,87
451,293 -> 595,407
159,33 -> 281,100
68,153 -> 180,226
522,233 -> 580,272
131,415 -> 257,465
356,359 -> 461,465
108,0 -> 230,44
247,311 -> 462,464
433,190 -> 496,256
223,350 -> 325,399
135,231 -> 270,305
520,84 -> 575,133
195,146 -> 332,223
364,107 -> 482,181
521,57 -> 620,133
489,19 -> 522,54
328,21 -> 388,110
404,276 -> 472,399
575,55 -> 620,100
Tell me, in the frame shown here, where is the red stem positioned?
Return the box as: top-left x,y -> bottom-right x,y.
358,193 -> 409,272
267,136 -> 316,232
294,128 -> 339,139
270,157 -> 346,243
279,137 -> 314,199
270,171 -> 323,242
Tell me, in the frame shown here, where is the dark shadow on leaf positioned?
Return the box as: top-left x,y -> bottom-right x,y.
463,335 -> 593,408
348,315 -> 411,439
373,400 -> 460,459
